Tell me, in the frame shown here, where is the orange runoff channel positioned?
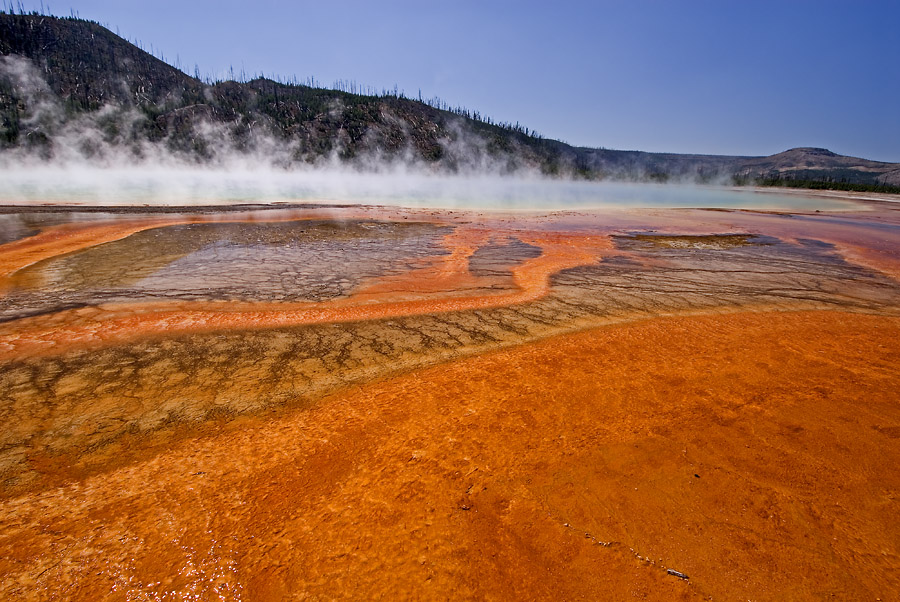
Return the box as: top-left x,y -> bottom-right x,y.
0,220 -> 615,360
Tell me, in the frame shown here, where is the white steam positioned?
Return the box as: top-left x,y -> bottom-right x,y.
0,165 -> 857,211
0,56 -> 853,211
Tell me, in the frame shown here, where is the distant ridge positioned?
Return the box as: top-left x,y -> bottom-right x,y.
1,12 -> 898,191
731,147 -> 900,190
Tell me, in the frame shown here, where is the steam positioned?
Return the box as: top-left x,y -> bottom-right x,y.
0,55 -> 852,211
0,164 -> 856,211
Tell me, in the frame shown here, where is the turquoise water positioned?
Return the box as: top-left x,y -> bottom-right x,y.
0,166 -> 859,211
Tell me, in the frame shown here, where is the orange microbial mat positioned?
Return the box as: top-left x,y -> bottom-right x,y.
0,197 -> 898,600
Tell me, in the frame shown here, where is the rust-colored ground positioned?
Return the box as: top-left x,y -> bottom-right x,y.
1,311 -> 898,601
6,200 -> 900,363
1,199 -> 899,600
0,225 -> 613,361
0,213 -> 333,286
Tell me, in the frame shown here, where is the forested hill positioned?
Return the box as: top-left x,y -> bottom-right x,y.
0,13 -> 579,173
1,12 -> 899,190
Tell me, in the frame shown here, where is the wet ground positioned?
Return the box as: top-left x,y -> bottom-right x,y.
1,220 -> 453,317
0,196 -> 899,600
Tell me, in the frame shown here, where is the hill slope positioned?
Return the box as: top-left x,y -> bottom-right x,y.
735,147 -> 900,187
0,13 -> 576,174
1,12 -> 898,189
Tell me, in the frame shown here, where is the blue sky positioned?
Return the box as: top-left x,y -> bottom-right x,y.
12,0 -> 900,161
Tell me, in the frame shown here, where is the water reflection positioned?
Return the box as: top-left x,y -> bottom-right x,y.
1,220 -> 451,320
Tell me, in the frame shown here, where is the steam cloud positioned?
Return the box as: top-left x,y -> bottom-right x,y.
0,55 -> 846,211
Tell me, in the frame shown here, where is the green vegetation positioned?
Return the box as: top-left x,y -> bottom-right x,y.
733,175 -> 900,195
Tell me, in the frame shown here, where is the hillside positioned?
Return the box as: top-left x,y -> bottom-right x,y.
735,147 -> 900,187
1,12 -> 898,190
0,13 -> 575,174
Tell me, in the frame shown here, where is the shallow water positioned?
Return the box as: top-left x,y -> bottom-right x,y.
1,220 -> 452,319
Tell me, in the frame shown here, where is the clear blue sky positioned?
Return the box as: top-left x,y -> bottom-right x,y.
14,0 -> 900,161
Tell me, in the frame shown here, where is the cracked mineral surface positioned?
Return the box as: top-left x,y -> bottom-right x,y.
0,196 -> 898,601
